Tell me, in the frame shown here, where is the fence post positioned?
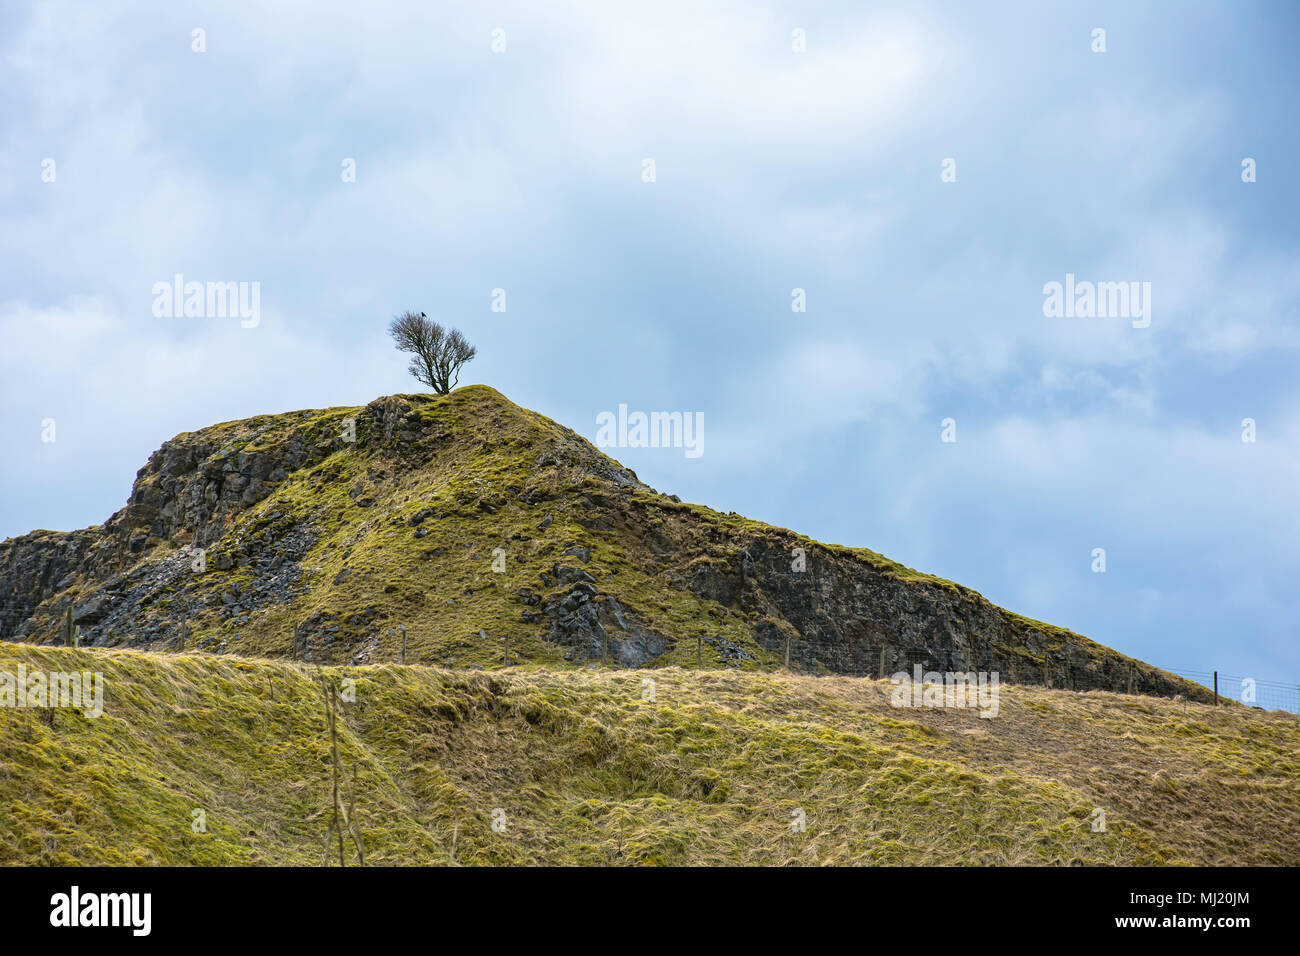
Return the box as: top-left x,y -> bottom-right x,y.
1213,671 -> 1218,706
784,635 -> 791,671
399,624 -> 407,665
878,646 -> 886,680
503,633 -> 509,666
65,606 -> 73,647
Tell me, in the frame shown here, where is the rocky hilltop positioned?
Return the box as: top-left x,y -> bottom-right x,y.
0,386 -> 1208,701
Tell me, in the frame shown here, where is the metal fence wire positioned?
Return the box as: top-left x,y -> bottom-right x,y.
1162,668 -> 1300,715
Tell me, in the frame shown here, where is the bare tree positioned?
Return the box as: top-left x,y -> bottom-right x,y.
387,311 -> 477,395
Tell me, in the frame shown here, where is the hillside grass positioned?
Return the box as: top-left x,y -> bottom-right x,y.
2,643 -> 1295,866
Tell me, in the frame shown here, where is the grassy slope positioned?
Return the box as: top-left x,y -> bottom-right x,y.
2,643 -> 1296,866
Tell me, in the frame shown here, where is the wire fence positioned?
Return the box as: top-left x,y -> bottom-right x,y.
758,635 -> 1300,714
1160,668 -> 1300,715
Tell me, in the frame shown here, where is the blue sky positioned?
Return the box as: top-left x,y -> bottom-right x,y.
2,1 -> 1297,683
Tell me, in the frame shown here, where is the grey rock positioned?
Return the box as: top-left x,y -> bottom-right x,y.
73,594 -> 109,624
554,565 -> 596,586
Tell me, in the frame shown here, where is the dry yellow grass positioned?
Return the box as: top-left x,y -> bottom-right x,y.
1,642 -> 1295,865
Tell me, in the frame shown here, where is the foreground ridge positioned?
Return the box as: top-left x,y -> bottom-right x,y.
1,643 -> 1296,866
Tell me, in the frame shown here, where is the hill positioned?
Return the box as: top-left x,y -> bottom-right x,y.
0,386 -> 1209,702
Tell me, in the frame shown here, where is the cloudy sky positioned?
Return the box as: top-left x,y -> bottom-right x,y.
2,1 -> 1297,686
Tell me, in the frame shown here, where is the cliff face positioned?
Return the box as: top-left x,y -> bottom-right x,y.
687,536 -> 1182,696
0,528 -> 97,641
0,386 -> 1209,702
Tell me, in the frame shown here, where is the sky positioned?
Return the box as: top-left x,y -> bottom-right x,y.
1,1 -> 1297,686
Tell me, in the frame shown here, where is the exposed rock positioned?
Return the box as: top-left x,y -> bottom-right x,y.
73,594 -> 109,625
0,528 -> 96,640
554,565 -> 596,586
